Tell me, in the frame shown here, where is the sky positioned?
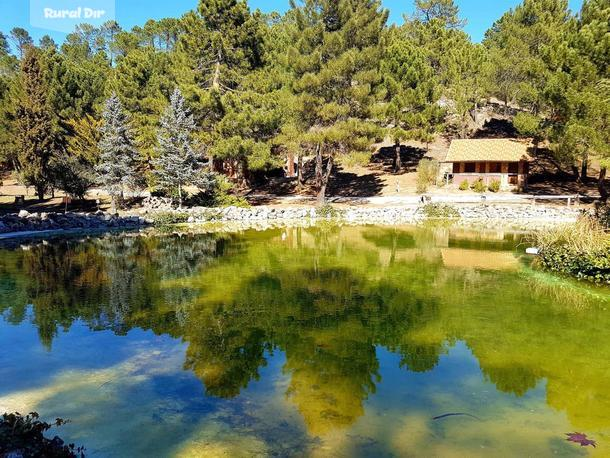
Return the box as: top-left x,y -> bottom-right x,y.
1,0 -> 584,49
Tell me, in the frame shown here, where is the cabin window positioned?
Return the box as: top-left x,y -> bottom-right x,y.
489,162 -> 502,173
453,162 -> 460,173
508,162 -> 519,174
464,163 -> 476,173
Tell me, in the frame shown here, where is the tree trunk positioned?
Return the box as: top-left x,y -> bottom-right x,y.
581,155 -> 588,182
212,49 -> 222,90
287,151 -> 295,177
317,154 -> 334,205
572,165 -> 580,182
394,141 -> 401,174
178,183 -> 183,209
297,154 -> 303,192
36,184 -> 44,201
315,144 -> 323,188
599,167 -> 608,204
208,155 -> 214,172
110,195 -> 116,214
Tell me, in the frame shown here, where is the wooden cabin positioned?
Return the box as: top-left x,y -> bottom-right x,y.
441,139 -> 531,191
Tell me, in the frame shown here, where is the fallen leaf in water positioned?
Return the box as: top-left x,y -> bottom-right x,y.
566,432 -> 596,447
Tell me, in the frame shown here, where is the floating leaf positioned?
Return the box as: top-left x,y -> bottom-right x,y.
566,432 -> 597,447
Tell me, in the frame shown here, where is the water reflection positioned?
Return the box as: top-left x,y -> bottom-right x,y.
0,225 -> 608,454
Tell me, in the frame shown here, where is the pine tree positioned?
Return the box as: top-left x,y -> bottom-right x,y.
413,0 -> 466,29
287,0 -> 388,203
9,28 -> 33,58
96,94 -> 141,213
0,32 -> 9,56
379,26 -> 444,172
153,88 -> 214,208
14,47 -> 55,200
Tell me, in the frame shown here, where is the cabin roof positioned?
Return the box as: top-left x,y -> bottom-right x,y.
444,139 -> 532,163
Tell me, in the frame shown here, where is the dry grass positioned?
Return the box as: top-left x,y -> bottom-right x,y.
531,217 -> 610,255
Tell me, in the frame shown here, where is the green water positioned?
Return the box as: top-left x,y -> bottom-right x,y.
0,225 -> 609,457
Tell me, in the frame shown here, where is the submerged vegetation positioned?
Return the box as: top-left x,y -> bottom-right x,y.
533,217 -> 610,284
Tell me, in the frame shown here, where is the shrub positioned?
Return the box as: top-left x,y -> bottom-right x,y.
416,158 -> 439,194
421,203 -> 460,219
531,217 -> 610,284
471,178 -> 486,193
458,180 -> 469,191
488,179 -> 501,193
316,204 -> 345,219
150,212 -> 189,227
188,175 -> 250,208
0,412 -> 84,457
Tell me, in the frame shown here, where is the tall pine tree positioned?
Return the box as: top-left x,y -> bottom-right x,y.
153,88 -> 214,208
96,94 -> 140,212
287,0 -> 387,202
14,46 -> 55,200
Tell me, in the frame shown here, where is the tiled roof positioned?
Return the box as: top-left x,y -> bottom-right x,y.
444,139 -> 532,163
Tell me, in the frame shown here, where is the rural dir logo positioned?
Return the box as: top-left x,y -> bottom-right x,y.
31,0 -> 116,33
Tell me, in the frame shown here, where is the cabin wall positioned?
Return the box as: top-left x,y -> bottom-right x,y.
446,161 -> 528,191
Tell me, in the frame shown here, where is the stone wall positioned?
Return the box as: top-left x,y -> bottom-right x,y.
164,203 -> 582,228
0,203 -> 582,238
0,210 -> 148,235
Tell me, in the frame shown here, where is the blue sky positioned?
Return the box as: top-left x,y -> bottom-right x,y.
1,0 -> 584,48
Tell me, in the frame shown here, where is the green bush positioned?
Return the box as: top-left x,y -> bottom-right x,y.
421,203 -> 460,219
488,179 -> 501,193
532,217 -> 610,284
316,204 -> 346,219
458,180 -> 469,191
471,178 -> 486,193
150,212 -> 189,227
416,158 -> 439,194
188,175 -> 250,208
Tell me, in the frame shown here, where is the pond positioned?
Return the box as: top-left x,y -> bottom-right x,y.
0,225 -> 609,457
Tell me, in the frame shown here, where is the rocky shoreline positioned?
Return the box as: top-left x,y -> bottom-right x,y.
0,210 -> 148,236
0,203 -> 583,239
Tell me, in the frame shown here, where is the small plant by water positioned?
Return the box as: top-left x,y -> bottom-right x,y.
151,212 -> 190,228
532,217 -> 610,284
0,412 -> 84,457
459,180 -> 469,191
316,204 -> 346,219
421,203 -> 460,219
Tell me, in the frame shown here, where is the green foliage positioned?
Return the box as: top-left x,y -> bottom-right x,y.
415,158 -> 439,193
421,203 -> 460,218
14,47 -> 55,199
471,177 -> 486,193
513,112 -> 541,137
50,154 -> 96,199
286,0 -> 388,201
458,179 -> 469,190
488,179 -> 501,193
0,412 -> 84,457
316,204 -> 346,219
150,211 -> 189,227
532,217 -> 610,284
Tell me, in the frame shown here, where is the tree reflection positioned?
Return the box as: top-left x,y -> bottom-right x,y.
0,226 -> 609,435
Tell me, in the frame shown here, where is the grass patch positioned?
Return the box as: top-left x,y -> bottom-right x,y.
531,217 -> 610,284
